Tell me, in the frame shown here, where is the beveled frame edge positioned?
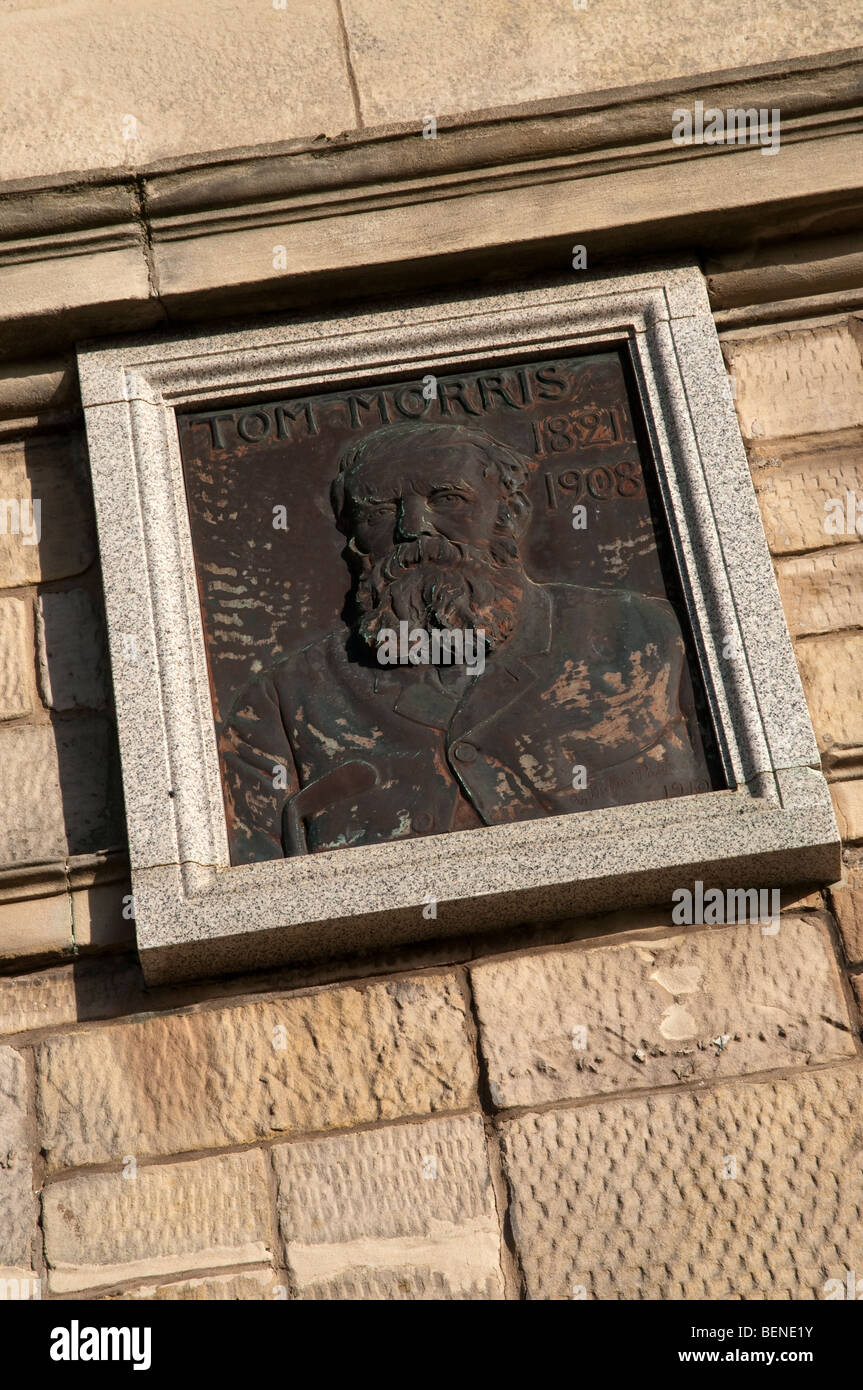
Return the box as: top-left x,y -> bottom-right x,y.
76,260 -> 840,983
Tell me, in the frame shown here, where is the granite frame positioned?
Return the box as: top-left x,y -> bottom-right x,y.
77,261 -> 840,984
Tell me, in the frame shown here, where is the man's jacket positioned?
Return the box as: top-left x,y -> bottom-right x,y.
220,580 -> 710,861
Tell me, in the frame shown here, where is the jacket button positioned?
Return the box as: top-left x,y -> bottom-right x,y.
452,742 -> 477,764
411,811 -> 434,833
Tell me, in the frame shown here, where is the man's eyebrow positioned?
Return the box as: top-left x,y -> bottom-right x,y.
429,479 -> 475,492
352,493 -> 396,506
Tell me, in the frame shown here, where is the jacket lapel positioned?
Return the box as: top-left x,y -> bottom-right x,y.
447,653 -> 542,744
447,582 -> 553,744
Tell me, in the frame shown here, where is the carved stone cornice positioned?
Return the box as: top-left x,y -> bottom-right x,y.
0,48 -> 862,362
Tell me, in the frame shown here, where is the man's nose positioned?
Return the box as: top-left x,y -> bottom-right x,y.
396,497 -> 436,539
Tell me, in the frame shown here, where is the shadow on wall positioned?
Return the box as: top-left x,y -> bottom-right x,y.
0,426 -> 127,866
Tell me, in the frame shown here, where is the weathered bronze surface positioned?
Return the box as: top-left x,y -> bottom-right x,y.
177,352 -> 721,863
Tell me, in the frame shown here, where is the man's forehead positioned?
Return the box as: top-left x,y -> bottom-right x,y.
346,444 -> 486,499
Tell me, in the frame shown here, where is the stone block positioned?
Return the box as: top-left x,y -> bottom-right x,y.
471,915 -> 854,1109
830,865 -> 863,964
104,1269 -> 279,1300
726,323 -> 863,440
0,433 -> 95,590
776,545 -> 863,638
751,441 -> 863,555
795,633 -> 863,753
0,1046 -> 35,1272
0,724 -> 67,863
0,358 -> 76,422
0,955 -> 145,1038
273,1114 -> 504,1299
833,781 -> 863,843
0,596 -> 34,719
342,0 -> 863,126
36,589 -> 109,710
36,973 -> 475,1169
0,0 -> 355,181
0,891 -> 73,962
501,1065 -> 863,1298
43,1150 -> 272,1295
57,716 -> 125,858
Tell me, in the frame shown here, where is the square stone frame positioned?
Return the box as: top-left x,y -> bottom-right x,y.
77,261 -> 840,985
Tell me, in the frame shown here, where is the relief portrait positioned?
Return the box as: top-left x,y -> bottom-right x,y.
176,353 -> 720,865
214,417 -> 714,861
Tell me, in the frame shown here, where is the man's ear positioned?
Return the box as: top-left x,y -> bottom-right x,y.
499,489 -> 531,536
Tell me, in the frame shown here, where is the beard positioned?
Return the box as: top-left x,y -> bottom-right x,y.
352,533 -> 525,656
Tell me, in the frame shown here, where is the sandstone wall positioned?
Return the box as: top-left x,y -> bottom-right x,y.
0,309 -> 861,1299
1,0 -> 862,182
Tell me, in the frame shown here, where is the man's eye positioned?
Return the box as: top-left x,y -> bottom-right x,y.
362,505 -> 395,520
432,492 -> 466,504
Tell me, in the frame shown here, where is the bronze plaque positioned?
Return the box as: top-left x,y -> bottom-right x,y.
176,350 -> 723,864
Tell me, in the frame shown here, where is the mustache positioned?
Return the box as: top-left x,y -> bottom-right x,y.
350,532 -> 519,577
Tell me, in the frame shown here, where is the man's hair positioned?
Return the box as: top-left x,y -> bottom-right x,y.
330,420 -> 532,535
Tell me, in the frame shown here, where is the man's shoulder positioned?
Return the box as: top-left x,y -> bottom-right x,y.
544,581 -> 681,633
226,629 -> 354,722
274,629 -> 350,679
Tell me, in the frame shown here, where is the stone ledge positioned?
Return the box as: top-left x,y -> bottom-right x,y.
1,51 -> 863,360
0,849 -> 128,905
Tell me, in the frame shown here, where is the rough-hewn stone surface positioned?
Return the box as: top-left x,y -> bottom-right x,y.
104,1269 -> 277,1300
0,595 -> 34,719
751,442 -> 863,555
0,1047 -> 34,1273
0,0 -> 355,181
36,974 -> 475,1169
727,324 -> 863,441
0,956 -> 144,1037
502,1065 -> 863,1299
831,865 -> 863,964
36,589 -> 108,711
274,1114 -> 504,1299
833,781 -> 863,842
471,917 -> 854,1109
0,717 -> 123,865
0,435 -> 94,589
776,545 -> 863,638
0,724 -> 66,862
795,633 -> 863,753
43,1150 -> 272,1294
343,0 -> 863,127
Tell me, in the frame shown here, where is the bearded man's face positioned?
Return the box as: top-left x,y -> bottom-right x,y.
343,445 -> 527,656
